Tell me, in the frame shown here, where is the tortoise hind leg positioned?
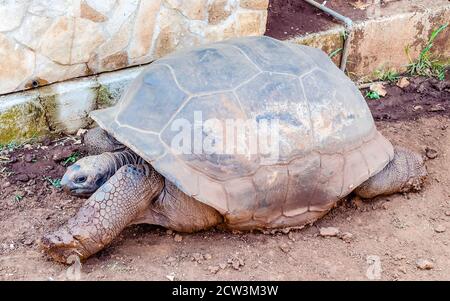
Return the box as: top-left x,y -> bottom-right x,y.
354,146 -> 427,199
133,182 -> 223,233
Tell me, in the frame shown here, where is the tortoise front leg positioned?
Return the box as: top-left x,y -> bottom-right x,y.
41,165 -> 164,263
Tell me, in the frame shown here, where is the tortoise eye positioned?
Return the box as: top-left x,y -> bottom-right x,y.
75,176 -> 87,184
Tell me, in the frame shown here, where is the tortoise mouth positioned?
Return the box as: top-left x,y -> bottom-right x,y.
68,188 -> 95,198
62,175 -> 108,197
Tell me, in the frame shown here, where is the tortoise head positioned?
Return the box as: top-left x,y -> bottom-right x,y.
61,155 -> 112,197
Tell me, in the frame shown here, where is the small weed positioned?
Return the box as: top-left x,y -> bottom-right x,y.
329,48 -> 343,59
366,91 -> 381,100
0,141 -> 19,152
406,23 -> 449,80
14,194 -> 23,202
45,177 -> 62,189
375,69 -> 400,83
63,152 -> 79,166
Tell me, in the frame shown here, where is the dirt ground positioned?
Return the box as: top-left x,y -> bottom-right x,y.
265,0 -> 446,40
0,76 -> 449,281
265,0 -> 369,39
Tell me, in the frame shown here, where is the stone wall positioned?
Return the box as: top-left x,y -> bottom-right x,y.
0,0 -> 268,95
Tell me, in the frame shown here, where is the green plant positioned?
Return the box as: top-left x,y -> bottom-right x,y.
63,152 -> 79,166
329,48 -> 343,59
375,69 -> 400,83
45,177 -> 62,189
365,91 -> 381,100
0,141 -> 19,152
14,194 -> 23,202
406,23 -> 449,80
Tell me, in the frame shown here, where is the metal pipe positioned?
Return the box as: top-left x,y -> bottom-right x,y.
303,0 -> 353,72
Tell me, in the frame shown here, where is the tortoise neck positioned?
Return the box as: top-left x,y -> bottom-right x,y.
104,150 -> 145,177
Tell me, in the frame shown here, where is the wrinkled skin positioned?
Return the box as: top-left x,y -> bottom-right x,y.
41,165 -> 164,263
355,147 -> 427,198
61,155 -> 112,197
61,150 -> 144,197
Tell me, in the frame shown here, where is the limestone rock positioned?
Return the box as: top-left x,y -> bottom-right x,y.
128,0 -> 161,59
0,34 -> 35,94
0,0 -> 27,32
240,0 -> 269,10
13,15 -> 53,50
166,0 -> 208,20
237,11 -> 265,36
208,0 -> 237,25
28,0 -> 72,18
80,0 -> 108,23
152,7 -> 200,59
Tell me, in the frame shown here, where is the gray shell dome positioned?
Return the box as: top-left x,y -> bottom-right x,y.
91,36 -> 393,229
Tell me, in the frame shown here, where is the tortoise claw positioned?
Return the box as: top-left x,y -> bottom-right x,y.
40,227 -> 89,264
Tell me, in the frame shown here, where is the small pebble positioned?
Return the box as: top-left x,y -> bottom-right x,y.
207,266 -> 220,274
174,234 -> 183,242
416,259 -> 433,270
425,147 -> 438,159
434,225 -> 446,233
16,174 -> 30,182
191,253 -> 203,262
288,232 -> 295,241
166,256 -> 177,263
1,182 -> 11,188
445,211 -> 450,217
319,227 -> 340,237
398,267 -> 407,274
339,232 -> 354,243
394,254 -> 406,261
23,238 -> 34,246
24,153 -> 35,163
228,257 -> 245,270
428,104 -> 445,112
278,242 -> 290,253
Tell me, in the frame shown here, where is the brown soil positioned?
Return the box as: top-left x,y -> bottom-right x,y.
264,0 -> 441,40
365,76 -> 450,121
0,77 -> 449,281
265,0 -> 366,40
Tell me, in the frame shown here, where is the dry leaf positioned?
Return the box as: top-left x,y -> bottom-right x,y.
396,77 -> 410,88
351,0 -> 370,10
369,83 -> 387,97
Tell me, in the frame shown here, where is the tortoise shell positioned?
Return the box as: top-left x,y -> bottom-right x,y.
90,36 -> 393,229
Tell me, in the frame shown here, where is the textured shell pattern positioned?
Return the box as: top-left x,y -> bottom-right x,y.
90,36 -> 394,229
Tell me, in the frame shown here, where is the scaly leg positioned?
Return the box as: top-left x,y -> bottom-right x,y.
355,146 -> 427,199
42,165 -> 222,263
41,164 -> 164,263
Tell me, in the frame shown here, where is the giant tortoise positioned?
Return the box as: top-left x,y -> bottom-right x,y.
41,36 -> 427,263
